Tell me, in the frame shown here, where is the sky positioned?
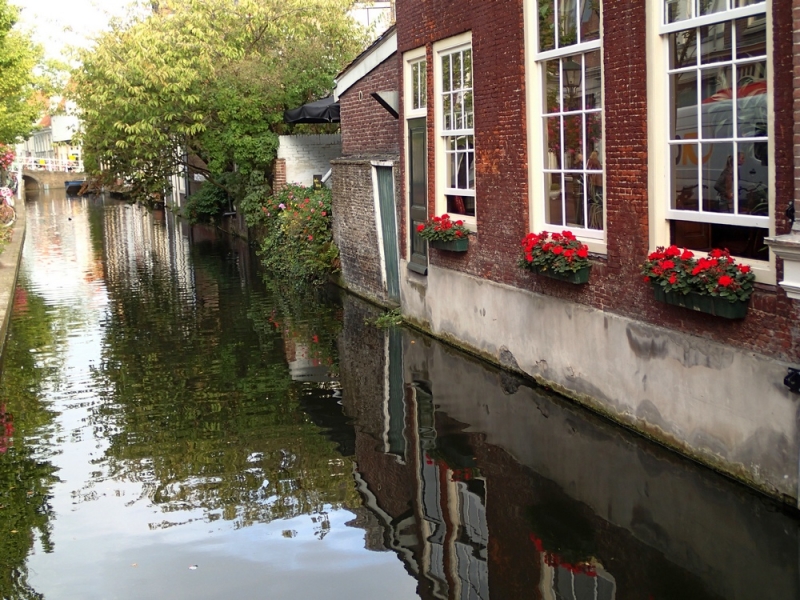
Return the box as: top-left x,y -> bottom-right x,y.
12,0 -> 133,60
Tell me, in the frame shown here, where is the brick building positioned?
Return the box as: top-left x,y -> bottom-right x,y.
331,25 -> 404,306
334,0 -> 800,502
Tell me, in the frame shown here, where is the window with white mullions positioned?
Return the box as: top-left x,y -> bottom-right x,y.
665,0 -> 769,260
440,45 -> 474,217
664,0 -> 764,26
543,53 -> 603,233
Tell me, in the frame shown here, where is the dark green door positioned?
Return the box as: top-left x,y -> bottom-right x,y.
408,117 -> 428,275
376,166 -> 400,302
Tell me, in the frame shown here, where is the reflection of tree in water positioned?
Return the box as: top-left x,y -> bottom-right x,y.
0,286 -> 63,599
87,254 -> 355,530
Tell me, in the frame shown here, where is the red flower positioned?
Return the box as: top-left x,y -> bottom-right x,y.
718,275 -> 733,287
417,224 -> 425,232
669,273 -> 677,284
661,259 -> 675,270
577,246 -> 589,259
665,245 -> 681,257
681,249 -> 694,260
551,246 -> 563,255
738,264 -> 751,274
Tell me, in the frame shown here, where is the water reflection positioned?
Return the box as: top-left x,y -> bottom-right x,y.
0,191 -> 796,599
337,296 -> 799,600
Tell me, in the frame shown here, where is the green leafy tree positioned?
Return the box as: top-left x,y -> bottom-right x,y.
71,0 -> 367,211
0,0 -> 45,144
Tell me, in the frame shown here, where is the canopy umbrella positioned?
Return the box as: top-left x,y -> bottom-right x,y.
283,96 -> 340,124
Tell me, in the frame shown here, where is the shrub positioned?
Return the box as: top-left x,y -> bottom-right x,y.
254,184 -> 338,286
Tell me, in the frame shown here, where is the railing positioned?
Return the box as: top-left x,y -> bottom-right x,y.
16,156 -> 85,173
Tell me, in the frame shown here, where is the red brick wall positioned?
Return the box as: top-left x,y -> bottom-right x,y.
340,55 -> 401,156
794,0 -> 800,222
396,0 -> 800,363
396,0 -> 530,284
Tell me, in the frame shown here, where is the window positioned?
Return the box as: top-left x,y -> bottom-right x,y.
404,48 -> 428,274
434,35 -> 475,220
411,59 -> 427,113
537,0 -> 604,239
663,0 -> 769,261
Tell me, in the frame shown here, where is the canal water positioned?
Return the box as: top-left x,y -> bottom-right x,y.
0,190 -> 797,600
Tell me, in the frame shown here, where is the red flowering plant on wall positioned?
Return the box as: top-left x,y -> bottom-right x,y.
518,230 -> 590,275
641,246 -> 756,302
416,213 -> 471,242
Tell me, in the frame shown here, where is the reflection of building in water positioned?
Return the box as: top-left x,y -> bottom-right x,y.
338,299 -> 800,600
102,202 -> 195,305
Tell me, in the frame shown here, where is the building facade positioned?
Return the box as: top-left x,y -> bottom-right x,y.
331,26 -> 404,306
354,0 -> 800,504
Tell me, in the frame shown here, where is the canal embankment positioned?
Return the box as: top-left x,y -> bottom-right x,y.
0,190 -> 24,358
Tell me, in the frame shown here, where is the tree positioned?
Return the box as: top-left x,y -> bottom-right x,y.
71,0 -> 367,210
0,0 -> 44,144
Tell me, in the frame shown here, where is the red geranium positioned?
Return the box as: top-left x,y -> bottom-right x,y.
417,214 -> 471,242
519,230 -> 591,275
641,246 -> 756,303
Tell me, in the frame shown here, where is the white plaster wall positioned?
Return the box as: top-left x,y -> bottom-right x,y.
277,134 -> 342,187
399,260 -> 800,502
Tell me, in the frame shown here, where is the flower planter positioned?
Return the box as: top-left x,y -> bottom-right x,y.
430,238 -> 469,252
532,265 -> 591,284
651,285 -> 749,319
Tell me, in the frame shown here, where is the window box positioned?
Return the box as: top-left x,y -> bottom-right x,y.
651,285 -> 749,319
532,265 -> 591,284
430,238 -> 469,252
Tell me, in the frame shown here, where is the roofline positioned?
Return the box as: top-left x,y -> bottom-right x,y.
334,26 -> 397,100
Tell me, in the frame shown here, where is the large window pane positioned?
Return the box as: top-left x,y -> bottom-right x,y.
700,65 -> 733,139
665,0 -> 692,24
736,17 -> 767,58
671,71 -> 698,140
562,57 -> 583,111
559,0 -> 578,46
585,51 -> 602,109
539,0 -> 555,51
700,23 -> 732,64
579,0 -> 599,42
700,0 -> 727,17
544,60 -> 561,113
453,51 -> 462,90
738,141 -> 768,215
413,61 -> 427,110
671,143 -> 700,211
670,29 -> 697,69
703,142 -> 735,213
546,173 -> 565,226
736,61 -> 767,138
545,116 -> 562,169
564,114 -> 583,169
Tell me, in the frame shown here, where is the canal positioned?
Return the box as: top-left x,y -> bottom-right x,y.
0,190 -> 797,600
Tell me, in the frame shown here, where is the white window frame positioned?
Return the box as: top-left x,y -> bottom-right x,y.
524,1 -> 607,254
433,32 -> 475,226
649,0 -> 775,282
407,52 -> 427,119
404,46 -> 428,262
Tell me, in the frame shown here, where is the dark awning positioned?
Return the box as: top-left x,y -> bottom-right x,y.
283,96 -> 340,124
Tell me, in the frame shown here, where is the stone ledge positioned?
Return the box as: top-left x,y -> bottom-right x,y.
766,232 -> 800,300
